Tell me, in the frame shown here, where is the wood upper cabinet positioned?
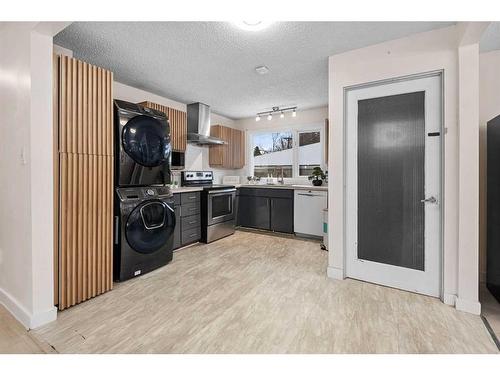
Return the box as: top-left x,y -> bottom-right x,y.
138,101 -> 187,152
209,125 -> 245,169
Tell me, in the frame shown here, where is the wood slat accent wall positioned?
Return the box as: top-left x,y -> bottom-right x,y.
138,101 -> 187,152
55,55 -> 114,310
209,125 -> 245,169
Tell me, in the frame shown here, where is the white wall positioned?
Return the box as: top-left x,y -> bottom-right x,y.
233,106 -> 328,180
479,50 -> 500,282
0,23 -> 59,328
113,82 -> 241,183
327,24 -> 483,314
233,107 -> 328,132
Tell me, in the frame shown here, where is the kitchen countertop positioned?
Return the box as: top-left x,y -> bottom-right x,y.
235,184 -> 328,192
170,187 -> 204,194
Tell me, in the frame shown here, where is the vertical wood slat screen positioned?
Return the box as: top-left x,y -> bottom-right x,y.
56,55 -> 114,310
138,101 -> 187,152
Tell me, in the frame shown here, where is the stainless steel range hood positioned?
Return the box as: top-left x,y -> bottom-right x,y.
187,102 -> 225,145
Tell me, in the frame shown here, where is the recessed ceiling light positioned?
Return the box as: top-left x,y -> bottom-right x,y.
255,66 -> 269,75
234,21 -> 272,32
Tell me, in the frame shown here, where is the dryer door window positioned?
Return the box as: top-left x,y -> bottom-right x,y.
122,115 -> 170,167
125,200 -> 175,254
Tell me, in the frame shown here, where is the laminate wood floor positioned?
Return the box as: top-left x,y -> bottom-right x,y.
30,231 -> 498,353
0,305 -> 55,354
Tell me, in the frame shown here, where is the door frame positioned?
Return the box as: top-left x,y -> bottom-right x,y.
342,70 -> 445,299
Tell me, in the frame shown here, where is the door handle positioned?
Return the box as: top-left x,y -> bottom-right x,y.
420,196 -> 438,204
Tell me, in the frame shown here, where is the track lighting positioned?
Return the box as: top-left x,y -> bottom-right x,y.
255,106 -> 298,121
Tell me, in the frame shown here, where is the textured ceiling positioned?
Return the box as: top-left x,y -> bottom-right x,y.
55,22 -> 454,119
480,22 -> 500,53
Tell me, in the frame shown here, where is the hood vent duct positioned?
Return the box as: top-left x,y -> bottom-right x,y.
186,102 -> 225,145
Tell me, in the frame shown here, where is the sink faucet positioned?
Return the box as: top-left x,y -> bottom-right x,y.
277,167 -> 284,185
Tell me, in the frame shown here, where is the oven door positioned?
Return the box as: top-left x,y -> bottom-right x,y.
207,188 -> 236,225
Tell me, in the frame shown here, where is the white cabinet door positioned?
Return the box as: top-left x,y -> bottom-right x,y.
294,190 -> 327,236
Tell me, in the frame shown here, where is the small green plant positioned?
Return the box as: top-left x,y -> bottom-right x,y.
308,167 -> 326,182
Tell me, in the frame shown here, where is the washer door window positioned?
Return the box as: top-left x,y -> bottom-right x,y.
126,200 -> 175,254
122,115 -> 169,167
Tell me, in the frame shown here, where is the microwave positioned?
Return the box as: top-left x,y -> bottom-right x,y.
171,151 -> 185,170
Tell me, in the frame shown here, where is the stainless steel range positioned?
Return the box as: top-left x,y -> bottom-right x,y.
181,171 -> 236,243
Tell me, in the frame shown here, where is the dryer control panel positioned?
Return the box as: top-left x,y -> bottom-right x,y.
116,186 -> 172,201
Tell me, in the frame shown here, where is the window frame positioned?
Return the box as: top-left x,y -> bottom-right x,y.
246,123 -> 325,180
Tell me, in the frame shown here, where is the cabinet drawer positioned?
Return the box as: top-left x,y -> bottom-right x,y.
181,202 -> 200,217
181,192 -> 200,204
181,214 -> 201,230
182,227 -> 201,245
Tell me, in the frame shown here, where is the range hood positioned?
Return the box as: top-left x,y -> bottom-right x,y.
186,102 -> 225,145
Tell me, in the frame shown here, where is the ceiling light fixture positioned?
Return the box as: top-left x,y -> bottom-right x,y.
255,65 -> 270,75
256,106 -> 298,121
234,21 -> 273,32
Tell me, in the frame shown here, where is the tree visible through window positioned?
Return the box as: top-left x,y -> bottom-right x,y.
253,132 -> 293,177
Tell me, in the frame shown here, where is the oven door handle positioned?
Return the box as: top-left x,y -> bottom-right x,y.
207,188 -> 237,195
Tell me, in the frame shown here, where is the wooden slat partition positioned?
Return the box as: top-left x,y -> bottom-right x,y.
55,55 -> 114,310
138,101 -> 187,152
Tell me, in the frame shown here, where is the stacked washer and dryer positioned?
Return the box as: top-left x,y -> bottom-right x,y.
113,100 -> 176,282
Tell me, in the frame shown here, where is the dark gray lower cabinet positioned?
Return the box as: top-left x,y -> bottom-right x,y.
173,206 -> 181,249
238,195 -> 270,230
173,192 -> 201,250
270,198 -> 294,233
237,188 -> 293,234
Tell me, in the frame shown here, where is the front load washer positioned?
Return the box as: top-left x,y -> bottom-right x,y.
114,99 -> 172,186
114,186 -> 175,281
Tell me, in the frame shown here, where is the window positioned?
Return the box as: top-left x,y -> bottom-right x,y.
249,127 -> 324,179
298,131 -> 321,176
252,132 -> 293,177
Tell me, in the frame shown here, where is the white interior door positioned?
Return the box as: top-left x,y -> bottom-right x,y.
345,74 -> 442,297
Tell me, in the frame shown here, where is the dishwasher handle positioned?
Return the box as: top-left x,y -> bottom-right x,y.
297,193 -> 322,197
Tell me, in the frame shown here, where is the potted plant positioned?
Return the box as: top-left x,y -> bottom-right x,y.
308,167 -> 326,186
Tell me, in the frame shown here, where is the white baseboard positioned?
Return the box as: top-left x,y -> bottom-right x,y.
0,287 -> 57,329
0,287 -> 32,329
443,293 -> 457,306
455,297 -> 482,315
327,266 -> 344,280
30,306 -> 57,329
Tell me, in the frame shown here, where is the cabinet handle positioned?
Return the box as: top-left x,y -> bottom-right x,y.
189,233 -> 197,238
189,220 -> 197,224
